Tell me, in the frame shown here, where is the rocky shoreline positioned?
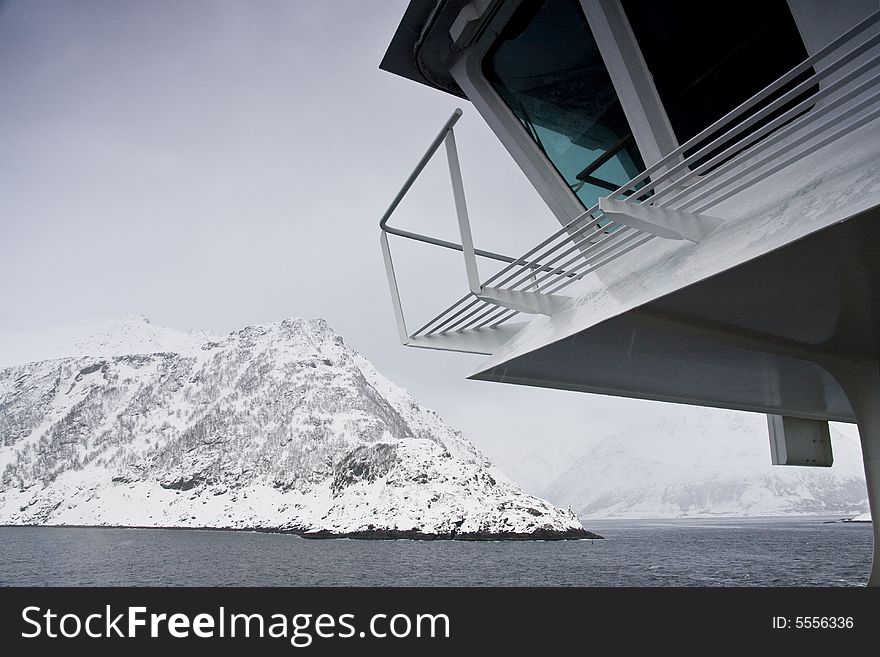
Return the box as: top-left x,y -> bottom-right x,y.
301,527 -> 603,540
1,523 -> 602,540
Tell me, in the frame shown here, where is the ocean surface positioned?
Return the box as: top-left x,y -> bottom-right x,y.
0,517 -> 872,586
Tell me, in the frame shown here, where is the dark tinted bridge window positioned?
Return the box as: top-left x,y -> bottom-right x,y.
621,0 -> 811,145
483,0 -> 645,209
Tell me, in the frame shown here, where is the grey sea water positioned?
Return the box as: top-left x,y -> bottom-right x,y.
0,518 -> 872,586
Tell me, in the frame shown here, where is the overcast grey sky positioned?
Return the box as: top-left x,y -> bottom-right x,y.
1,0 -> 852,469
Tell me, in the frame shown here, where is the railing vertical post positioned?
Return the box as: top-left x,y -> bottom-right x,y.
380,232 -> 411,344
444,128 -> 482,296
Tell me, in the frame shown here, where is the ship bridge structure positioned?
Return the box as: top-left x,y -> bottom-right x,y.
378,0 -> 880,584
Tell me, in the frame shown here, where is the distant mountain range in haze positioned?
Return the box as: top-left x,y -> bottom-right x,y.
496,410 -> 869,519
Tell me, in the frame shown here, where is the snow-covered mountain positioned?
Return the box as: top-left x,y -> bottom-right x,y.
503,410 -> 868,519
0,316 -> 592,539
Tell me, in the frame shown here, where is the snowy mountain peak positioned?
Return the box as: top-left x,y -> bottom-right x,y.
0,316 -> 592,538
230,317 -> 345,353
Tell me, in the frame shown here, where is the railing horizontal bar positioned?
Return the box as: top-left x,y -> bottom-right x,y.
626,30 -> 880,206
487,310 -> 521,330
379,109 -> 462,231
692,103 -> 880,215
421,305 -> 477,336
677,82 -> 880,213
422,297 -> 485,336
525,228 -> 641,292
382,225 -> 517,264
497,219 -> 600,287
431,297 -> 494,335
543,234 -> 656,296
657,61 -> 880,210
454,302 -> 510,333
531,231 -> 641,294
486,215 -> 604,289
606,10 -> 880,202
506,224 -> 632,292
410,293 -> 476,338
477,210 -> 600,287
383,224 -> 585,277
469,306 -> 515,331
438,299 -> 498,334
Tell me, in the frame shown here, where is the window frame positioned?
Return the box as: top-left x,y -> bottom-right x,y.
449,1 -> 587,224
578,0 -> 680,167
447,0 -> 678,226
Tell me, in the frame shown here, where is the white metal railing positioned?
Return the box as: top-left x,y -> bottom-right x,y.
379,10 -> 880,354
378,109 -> 579,353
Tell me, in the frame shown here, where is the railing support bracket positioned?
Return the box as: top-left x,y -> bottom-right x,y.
599,197 -> 721,243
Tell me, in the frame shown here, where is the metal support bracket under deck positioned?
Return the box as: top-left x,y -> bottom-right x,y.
767,415 -> 834,467
478,287 -> 570,315
599,197 -> 721,242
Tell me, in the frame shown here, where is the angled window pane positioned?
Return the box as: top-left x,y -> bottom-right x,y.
483,0 -> 646,210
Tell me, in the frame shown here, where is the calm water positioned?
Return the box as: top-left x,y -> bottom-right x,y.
0,518 -> 872,586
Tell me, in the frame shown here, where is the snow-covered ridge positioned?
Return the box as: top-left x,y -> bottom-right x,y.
0,315 -> 593,539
